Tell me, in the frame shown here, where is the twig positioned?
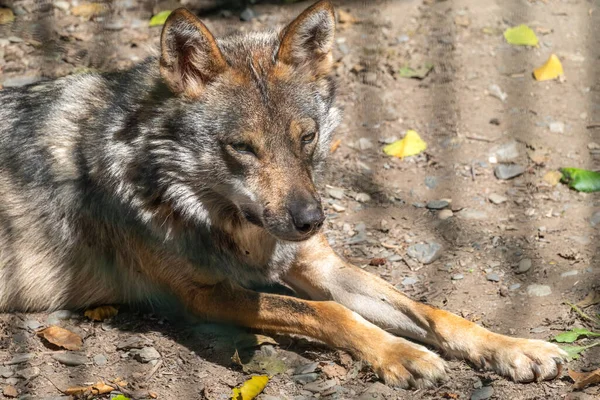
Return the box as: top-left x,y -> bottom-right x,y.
146,359 -> 163,381
465,135 -> 497,143
565,301 -> 599,325
586,123 -> 600,129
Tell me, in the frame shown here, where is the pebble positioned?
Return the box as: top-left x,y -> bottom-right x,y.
406,242 -> 443,264
488,193 -> 507,204
509,283 -> 521,291
527,284 -> 552,297
93,354 -> 108,366
135,347 -> 161,363
2,385 -> 17,397
239,7 -> 255,21
53,1 -> 70,11
331,203 -> 345,212
357,138 -> 374,150
451,274 -> 464,280
47,310 -> 73,325
402,277 -> 418,286
23,319 -> 42,330
116,336 -> 153,350
2,75 -> 43,88
52,353 -> 88,366
492,141 -> 519,162
293,373 -> 319,384
355,193 -> 371,203
0,366 -> 14,378
516,258 -> 532,274
438,209 -> 453,220
294,362 -> 319,375
327,187 -> 344,200
488,84 -> 507,102
5,353 -> 35,365
424,176 -> 438,189
303,379 -> 337,393
494,164 -> 525,180
388,254 -> 402,262
590,211 -> 600,227
560,270 -> 578,278
471,386 -> 494,400
530,326 -> 549,334
458,209 -> 488,220
486,273 -> 500,282
549,121 -> 565,133
15,366 -> 40,380
426,200 -> 449,210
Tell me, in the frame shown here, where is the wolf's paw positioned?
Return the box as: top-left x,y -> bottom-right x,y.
477,336 -> 568,382
370,338 -> 448,388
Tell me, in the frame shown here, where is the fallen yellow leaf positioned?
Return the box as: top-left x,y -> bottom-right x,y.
533,54 -> 564,81
72,3 -> 107,19
542,170 -> 562,186
382,130 -> 427,159
84,305 -> 119,321
37,326 -> 83,351
231,375 -> 269,400
504,24 -> 538,46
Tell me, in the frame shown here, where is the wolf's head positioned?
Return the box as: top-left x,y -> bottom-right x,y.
157,1 -> 341,242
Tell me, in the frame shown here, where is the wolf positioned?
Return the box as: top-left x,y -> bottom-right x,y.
0,0 -> 566,388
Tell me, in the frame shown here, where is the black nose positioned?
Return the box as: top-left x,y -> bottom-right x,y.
288,197 -> 325,234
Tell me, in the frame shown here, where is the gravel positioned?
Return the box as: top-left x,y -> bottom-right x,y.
494,164 -> 525,180
527,284 -> 552,297
134,347 -> 161,363
406,242 -> 443,264
516,258 -> 532,274
52,352 -> 88,366
488,193 -> 507,204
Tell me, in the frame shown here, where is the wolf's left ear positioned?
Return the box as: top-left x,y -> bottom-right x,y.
160,8 -> 228,98
277,0 -> 336,77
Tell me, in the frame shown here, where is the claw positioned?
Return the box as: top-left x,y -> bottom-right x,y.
479,356 -> 487,370
532,363 -> 542,382
553,357 -> 564,378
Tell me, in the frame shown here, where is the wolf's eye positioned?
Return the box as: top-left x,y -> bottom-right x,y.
301,131 -> 317,145
230,142 -> 256,156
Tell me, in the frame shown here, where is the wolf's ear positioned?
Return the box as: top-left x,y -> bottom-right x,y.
160,8 -> 228,98
277,0 -> 336,77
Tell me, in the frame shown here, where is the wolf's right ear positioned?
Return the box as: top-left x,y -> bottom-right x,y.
160,8 -> 228,98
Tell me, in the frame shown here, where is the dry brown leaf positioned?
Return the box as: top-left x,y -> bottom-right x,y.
72,2 -> 108,19
64,381 -> 114,396
442,393 -> 459,399
0,7 -> 15,24
37,325 -> 83,351
320,362 -> 347,379
336,350 -> 353,367
85,305 -> 118,321
338,9 -> 358,25
2,384 -> 18,398
576,291 -> 600,308
568,368 -> 600,389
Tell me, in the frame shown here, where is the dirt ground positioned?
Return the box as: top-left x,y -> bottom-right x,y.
1,0 -> 600,399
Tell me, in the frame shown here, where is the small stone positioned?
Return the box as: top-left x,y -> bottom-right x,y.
293,373 -> 319,384
471,386 -> 494,400
495,164 -> 525,180
402,277 -> 418,286
5,353 -> 35,365
93,354 -> 108,366
451,274 -> 464,281
117,336 -> 153,350
570,235 -> 591,246
2,75 -> 43,88
489,118 -> 501,125
588,142 -> 600,150
135,347 -> 161,363
458,209 -> 488,220
406,242 -> 443,264
438,209 -> 453,220
357,138 -> 374,150
486,273 -> 500,282
516,258 -> 532,274
0,366 -> 14,378
488,193 -> 507,204
53,1 -> 70,11
47,310 -> 73,325
560,270 -> 578,278
239,7 -> 255,21
327,187 -> 344,200
355,193 -> 371,203
492,141 -> 519,162
15,366 -> 40,380
294,362 -> 319,375
509,283 -> 521,291
2,385 -> 18,398
331,203 -> 345,212
488,84 -> 507,102
303,379 -> 337,393
23,319 -> 42,330
424,176 -> 438,189
590,211 -> 600,227
527,284 -> 552,297
426,200 -> 449,210
549,121 -> 565,133
388,254 -> 402,262
530,326 -> 549,334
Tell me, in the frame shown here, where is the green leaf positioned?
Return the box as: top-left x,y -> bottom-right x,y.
561,342 -> 600,360
503,24 -> 538,46
149,10 -> 172,27
560,168 -> 600,192
112,395 -> 131,400
398,63 -> 433,79
554,328 -> 600,343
